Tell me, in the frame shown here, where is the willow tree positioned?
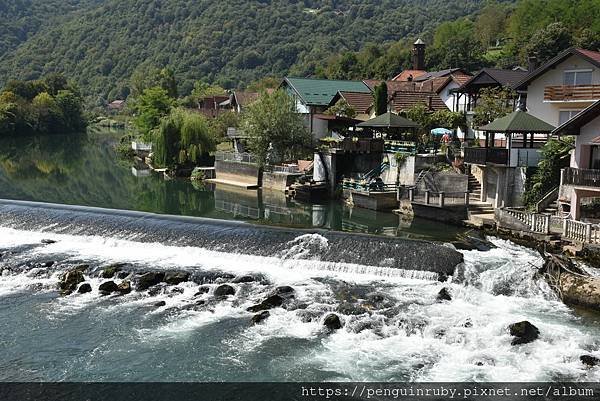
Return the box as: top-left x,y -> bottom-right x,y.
153,108 -> 215,167
242,90 -> 311,165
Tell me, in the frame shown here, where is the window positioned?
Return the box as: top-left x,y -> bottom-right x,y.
559,109 -> 582,125
564,70 -> 593,85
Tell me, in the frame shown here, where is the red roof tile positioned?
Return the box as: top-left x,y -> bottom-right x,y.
337,91 -> 373,114
391,70 -> 428,82
390,91 -> 449,113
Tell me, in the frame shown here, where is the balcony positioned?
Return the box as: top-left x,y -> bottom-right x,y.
562,167 -> 600,188
464,147 -> 509,165
544,85 -> 600,102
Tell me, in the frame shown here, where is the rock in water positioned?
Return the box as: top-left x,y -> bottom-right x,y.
232,275 -> 256,283
135,272 -> 166,291
323,314 -> 342,331
77,283 -> 92,294
58,265 -> 88,295
41,239 -> 57,244
102,263 -> 125,279
508,321 -> 540,345
154,301 -> 166,307
99,281 -> 119,295
580,355 -> 599,367
164,271 -> 190,285
214,284 -> 236,297
247,295 -> 284,312
251,311 -> 270,325
117,281 -> 132,295
437,288 -> 452,301
271,286 -> 295,297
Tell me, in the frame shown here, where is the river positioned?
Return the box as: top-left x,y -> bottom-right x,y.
0,131 -> 599,382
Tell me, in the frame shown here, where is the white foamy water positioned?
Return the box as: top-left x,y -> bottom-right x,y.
0,227 -> 599,382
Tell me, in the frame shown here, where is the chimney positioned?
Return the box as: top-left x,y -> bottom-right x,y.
528,56 -> 539,72
412,38 -> 426,71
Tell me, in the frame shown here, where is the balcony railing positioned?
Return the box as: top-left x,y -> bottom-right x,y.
562,167 -> 600,188
544,85 -> 600,102
464,147 -> 509,165
321,138 -> 384,153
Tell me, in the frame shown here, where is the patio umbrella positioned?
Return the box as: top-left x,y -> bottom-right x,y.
431,127 -> 452,136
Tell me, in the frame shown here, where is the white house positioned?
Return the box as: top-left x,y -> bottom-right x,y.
514,47 -> 600,127
553,100 -> 600,221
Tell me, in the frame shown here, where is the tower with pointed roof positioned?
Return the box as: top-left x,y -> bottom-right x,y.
412,39 -> 426,71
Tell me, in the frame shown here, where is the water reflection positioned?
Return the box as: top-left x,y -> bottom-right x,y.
0,131 -> 465,241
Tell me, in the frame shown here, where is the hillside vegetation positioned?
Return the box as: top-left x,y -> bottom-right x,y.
0,0 -> 502,102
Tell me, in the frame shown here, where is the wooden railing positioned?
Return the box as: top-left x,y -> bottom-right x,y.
544,85 -> 600,102
562,167 -> 600,188
324,138 -> 385,153
464,147 -> 509,165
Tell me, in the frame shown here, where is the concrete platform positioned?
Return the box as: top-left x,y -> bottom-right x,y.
206,178 -> 259,189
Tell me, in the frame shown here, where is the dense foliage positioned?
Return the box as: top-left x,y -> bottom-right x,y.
0,74 -> 87,136
523,137 -> 574,207
373,83 -> 388,116
0,0 -> 505,102
242,90 -> 311,165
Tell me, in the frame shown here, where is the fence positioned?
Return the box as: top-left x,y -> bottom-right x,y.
264,165 -> 300,174
215,151 -> 257,164
342,179 -> 397,194
500,207 -> 600,244
399,187 -> 469,207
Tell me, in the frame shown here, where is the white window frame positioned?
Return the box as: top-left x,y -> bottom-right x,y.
563,69 -> 593,86
558,109 -> 583,125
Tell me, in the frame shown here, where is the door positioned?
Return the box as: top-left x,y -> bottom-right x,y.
591,145 -> 600,170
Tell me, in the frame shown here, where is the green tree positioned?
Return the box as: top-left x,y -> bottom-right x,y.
133,87 -> 175,139
191,81 -> 226,102
373,82 -> 388,116
523,137 -> 574,207
55,90 -> 86,132
242,90 -> 311,165
472,87 -> 515,128
475,3 -> 509,48
428,19 -> 484,71
31,92 -> 63,134
526,22 -> 573,64
208,111 -> 239,143
159,68 -> 178,98
325,99 -> 357,118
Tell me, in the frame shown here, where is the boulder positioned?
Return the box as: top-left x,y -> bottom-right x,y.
437,288 -> 452,301
58,265 -> 88,295
194,286 -> 211,297
135,272 -> 165,291
271,286 -> 295,297
232,275 -> 256,284
117,280 -> 132,295
116,271 -> 130,280
191,271 -> 235,284
77,283 -> 92,294
213,284 -> 236,297
251,311 -> 270,325
99,281 -> 119,295
323,314 -> 343,331
580,355 -> 600,367
154,300 -> 166,307
164,271 -> 190,285
508,321 -> 540,345
41,239 -> 57,244
102,263 -> 125,279
247,295 -> 284,312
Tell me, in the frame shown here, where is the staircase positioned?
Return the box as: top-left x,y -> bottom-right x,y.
465,173 -> 495,227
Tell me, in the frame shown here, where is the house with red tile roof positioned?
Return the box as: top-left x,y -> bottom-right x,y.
513,47 -> 600,128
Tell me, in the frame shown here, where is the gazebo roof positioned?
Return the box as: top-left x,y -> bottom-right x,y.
357,112 -> 420,129
479,110 -> 555,133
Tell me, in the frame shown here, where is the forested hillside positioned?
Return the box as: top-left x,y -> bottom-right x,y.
0,1 -> 101,55
0,0 -> 503,102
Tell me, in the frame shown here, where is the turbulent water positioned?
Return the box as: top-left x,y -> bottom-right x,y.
0,203 -> 599,382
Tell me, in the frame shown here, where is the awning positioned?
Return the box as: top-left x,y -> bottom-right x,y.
479,110 -> 555,133
431,127 -> 452,136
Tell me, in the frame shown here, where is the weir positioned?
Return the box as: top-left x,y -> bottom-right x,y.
0,199 -> 463,276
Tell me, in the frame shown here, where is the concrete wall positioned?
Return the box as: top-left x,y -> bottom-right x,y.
214,160 -> 261,187
350,191 -> 397,211
572,116 -> 600,169
480,166 -> 527,207
262,172 -> 302,191
526,54 -> 599,126
411,203 -> 468,224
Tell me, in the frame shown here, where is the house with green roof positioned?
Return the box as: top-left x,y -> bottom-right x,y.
280,77 -> 371,139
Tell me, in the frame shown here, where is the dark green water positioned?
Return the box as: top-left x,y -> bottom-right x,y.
0,130 -> 465,242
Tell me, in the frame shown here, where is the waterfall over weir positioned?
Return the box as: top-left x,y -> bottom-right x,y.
0,199 -> 463,277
